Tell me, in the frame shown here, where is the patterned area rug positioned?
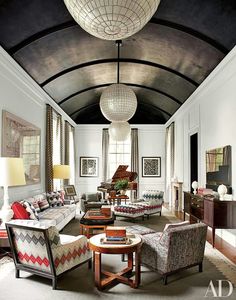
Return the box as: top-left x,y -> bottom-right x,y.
0,207 -> 235,300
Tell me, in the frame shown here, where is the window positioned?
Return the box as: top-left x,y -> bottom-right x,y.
21,135 -> 40,183
108,137 -> 131,179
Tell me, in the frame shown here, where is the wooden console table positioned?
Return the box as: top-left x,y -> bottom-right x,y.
184,192 -> 236,247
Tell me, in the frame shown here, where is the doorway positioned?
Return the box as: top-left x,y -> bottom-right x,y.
190,133 -> 198,192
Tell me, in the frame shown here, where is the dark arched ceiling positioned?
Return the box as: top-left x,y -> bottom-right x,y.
0,0 -> 236,124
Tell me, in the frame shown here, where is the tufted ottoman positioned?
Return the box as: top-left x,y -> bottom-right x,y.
114,205 -> 145,220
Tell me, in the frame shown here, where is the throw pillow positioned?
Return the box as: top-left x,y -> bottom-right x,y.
38,198 -> 50,211
159,221 -> 190,247
11,202 -> 30,219
163,221 -> 190,232
26,197 -> 41,213
22,201 -> 39,220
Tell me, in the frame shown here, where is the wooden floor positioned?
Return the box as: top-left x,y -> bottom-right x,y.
174,209 -> 236,264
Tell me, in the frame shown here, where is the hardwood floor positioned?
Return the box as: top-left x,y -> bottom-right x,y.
173,209 -> 236,264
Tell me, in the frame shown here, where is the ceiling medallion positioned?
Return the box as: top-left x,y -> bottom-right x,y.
64,0 -> 161,40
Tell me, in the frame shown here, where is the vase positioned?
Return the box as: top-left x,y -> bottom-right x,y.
120,190 -> 126,195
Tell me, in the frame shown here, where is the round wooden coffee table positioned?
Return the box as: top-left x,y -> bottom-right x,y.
89,233 -> 142,290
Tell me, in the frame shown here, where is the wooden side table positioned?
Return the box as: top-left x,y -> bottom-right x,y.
0,227 -> 11,258
89,233 -> 142,290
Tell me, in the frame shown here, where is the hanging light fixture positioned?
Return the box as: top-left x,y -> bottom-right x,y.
100,40 -> 137,122
100,83 -> 137,122
109,121 -> 131,142
64,0 -> 161,41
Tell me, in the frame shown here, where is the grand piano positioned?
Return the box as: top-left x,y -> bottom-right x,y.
97,165 -> 138,199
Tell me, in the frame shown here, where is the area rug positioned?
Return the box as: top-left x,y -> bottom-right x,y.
0,207 -> 235,300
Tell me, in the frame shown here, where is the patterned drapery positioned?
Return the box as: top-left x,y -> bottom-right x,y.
102,128 -> 110,182
131,128 -> 139,197
45,105 -> 53,192
165,122 -> 175,204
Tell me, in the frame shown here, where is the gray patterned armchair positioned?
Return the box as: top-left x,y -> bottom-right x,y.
141,223 -> 207,284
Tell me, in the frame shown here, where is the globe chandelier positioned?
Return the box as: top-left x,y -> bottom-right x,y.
99,40 -> 137,141
64,0 -> 161,41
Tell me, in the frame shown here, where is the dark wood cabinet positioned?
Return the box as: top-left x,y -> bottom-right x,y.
183,192 -> 236,247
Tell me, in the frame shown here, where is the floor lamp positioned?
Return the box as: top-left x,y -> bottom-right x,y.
53,165 -> 71,191
0,157 -> 26,225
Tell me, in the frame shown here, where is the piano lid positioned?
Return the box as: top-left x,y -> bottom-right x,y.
112,165 -> 137,182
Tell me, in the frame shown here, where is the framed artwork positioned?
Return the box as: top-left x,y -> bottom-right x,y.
142,157 -> 161,177
80,157 -> 99,177
64,185 -> 76,197
2,110 -> 41,185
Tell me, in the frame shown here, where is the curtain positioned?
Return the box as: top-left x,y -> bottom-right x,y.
45,105 -> 53,192
166,122 -> 175,204
52,112 -> 63,190
131,128 -> 139,199
65,121 -> 75,185
102,128 -> 110,182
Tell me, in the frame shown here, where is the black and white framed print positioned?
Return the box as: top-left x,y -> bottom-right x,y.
142,157 -> 161,177
80,157 -> 98,177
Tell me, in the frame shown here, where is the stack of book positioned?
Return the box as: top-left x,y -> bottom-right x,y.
102,226 -> 128,244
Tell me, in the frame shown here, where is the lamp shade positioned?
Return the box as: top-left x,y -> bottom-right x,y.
53,165 -> 71,179
0,157 -> 26,187
100,84 -> 137,122
64,0 -> 161,41
109,121 -> 131,141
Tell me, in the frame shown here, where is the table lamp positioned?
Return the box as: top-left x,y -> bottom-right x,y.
53,165 -> 71,190
0,157 -> 26,224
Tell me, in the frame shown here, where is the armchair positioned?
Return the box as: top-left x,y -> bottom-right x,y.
134,190 -> 164,218
6,220 -> 92,289
80,192 -> 107,213
141,223 -> 207,284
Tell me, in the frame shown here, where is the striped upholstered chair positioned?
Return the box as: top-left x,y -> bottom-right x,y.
6,220 -> 92,289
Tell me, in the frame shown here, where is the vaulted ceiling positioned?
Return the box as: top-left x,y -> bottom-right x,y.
0,0 -> 236,124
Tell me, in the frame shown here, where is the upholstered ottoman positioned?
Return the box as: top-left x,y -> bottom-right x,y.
114,205 -> 145,220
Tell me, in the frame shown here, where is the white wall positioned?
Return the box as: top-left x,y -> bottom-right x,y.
0,47 -> 76,204
75,124 -> 166,198
166,46 -> 236,246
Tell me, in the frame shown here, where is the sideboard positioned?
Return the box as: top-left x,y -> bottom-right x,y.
183,192 -> 236,247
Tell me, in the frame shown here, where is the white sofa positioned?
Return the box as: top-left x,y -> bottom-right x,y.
13,193 -> 76,231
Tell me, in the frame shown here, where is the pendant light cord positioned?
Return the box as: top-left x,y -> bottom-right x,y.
116,40 -> 122,84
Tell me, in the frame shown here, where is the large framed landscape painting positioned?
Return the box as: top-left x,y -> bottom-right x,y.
80,156 -> 98,177
142,157 -> 161,177
2,110 -> 41,185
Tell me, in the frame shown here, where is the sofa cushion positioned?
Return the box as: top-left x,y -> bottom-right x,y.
142,190 -> 164,201
38,206 -> 75,225
12,202 -> 30,220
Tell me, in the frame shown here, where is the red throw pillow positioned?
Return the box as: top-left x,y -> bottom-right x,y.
11,202 -> 30,219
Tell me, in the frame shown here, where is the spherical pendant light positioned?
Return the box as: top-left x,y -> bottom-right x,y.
100,84 -> 137,122
63,0 -> 161,40
109,122 -> 131,141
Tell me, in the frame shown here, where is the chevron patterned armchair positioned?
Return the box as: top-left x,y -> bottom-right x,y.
6,221 -> 92,289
